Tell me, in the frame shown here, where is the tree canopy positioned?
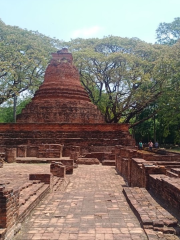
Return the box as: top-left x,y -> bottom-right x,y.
156,17 -> 180,45
0,19 -> 62,105
66,37 -> 170,124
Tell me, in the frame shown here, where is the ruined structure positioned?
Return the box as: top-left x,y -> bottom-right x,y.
0,48 -> 135,158
115,146 -> 180,237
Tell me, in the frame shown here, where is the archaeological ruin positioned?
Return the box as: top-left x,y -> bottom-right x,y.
0,48 -> 180,240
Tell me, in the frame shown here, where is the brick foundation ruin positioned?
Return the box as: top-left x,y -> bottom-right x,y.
115,146 -> 180,237
0,162 -> 69,240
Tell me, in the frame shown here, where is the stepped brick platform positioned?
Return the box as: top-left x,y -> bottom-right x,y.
0,123 -> 132,146
123,187 -> 179,238
115,146 -> 180,188
18,180 -> 50,223
0,163 -> 69,240
115,146 -> 180,235
11,165 -> 149,240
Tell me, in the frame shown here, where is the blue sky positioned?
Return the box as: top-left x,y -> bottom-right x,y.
0,0 -> 180,43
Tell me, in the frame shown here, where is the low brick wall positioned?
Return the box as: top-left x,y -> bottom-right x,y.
29,174 -> 52,184
149,174 -> 180,210
115,146 -> 180,188
16,144 -> 63,158
0,186 -> 19,229
130,158 -> 146,187
0,162 -> 68,240
121,158 -> 129,182
115,146 -> 137,177
142,164 -> 166,189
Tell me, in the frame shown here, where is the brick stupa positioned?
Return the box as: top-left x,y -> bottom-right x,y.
0,49 -> 135,156
17,48 -> 104,123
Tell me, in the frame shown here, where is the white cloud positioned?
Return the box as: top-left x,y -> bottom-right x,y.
71,26 -> 102,39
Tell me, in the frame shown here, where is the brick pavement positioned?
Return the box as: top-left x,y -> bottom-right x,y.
14,165 -> 147,240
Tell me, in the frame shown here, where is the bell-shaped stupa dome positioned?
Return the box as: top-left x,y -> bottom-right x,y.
17,48 -> 104,123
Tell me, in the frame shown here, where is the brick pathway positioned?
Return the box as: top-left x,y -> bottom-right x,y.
14,165 -> 147,240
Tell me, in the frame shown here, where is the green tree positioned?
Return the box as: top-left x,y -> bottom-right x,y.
0,19 -> 63,106
155,41 -> 180,144
156,17 -> 180,45
0,97 -> 31,123
66,36 -> 170,124
134,40 -> 180,144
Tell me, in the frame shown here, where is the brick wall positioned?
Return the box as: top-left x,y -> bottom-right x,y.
16,144 -> 63,158
149,174 -> 180,210
0,186 -> 19,229
5,148 -> 16,163
0,124 -> 135,156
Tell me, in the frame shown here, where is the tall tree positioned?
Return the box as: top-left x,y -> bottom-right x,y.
155,40 -> 180,143
66,37 -> 170,124
0,20 -> 63,106
133,40 -> 180,144
156,17 -> 180,45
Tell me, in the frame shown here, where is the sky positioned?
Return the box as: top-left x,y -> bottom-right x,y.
0,0 -> 180,44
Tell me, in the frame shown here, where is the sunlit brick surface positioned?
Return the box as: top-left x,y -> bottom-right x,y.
14,165 -> 147,240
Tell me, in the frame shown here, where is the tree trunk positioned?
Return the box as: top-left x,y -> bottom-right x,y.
153,115 -> 156,143
13,95 -> 17,123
